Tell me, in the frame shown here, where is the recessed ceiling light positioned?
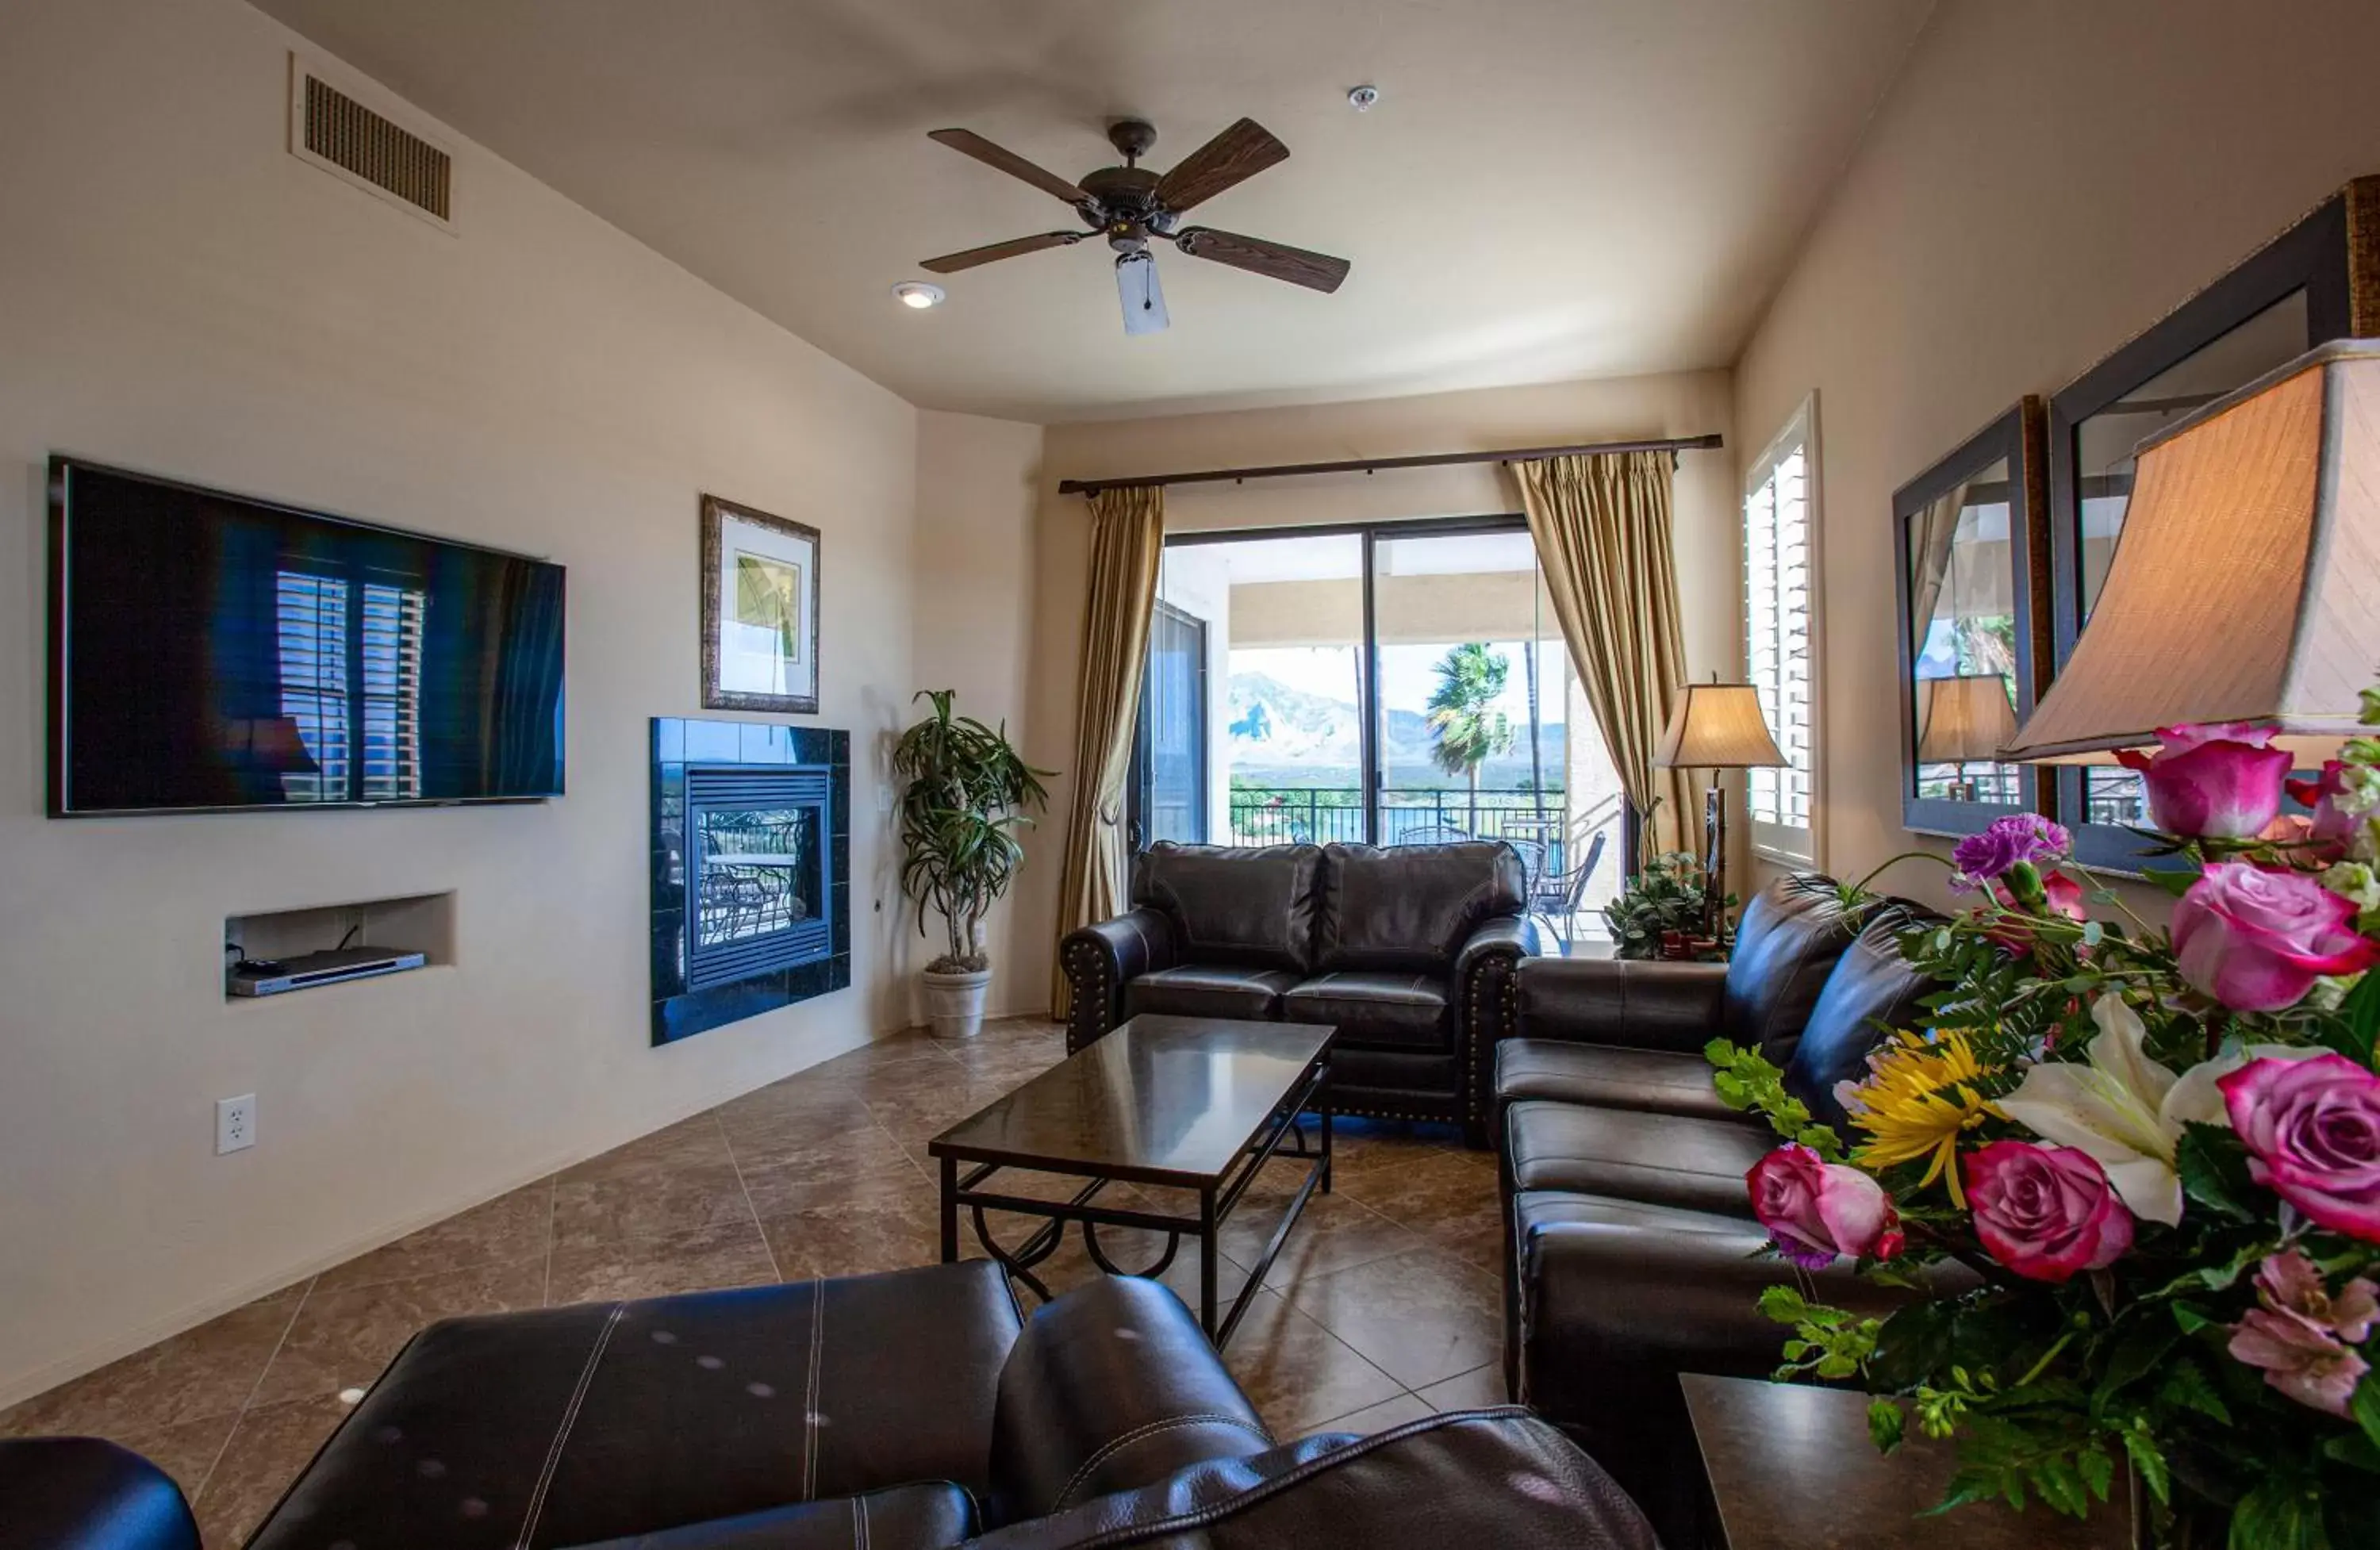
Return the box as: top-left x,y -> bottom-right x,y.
892,281 -> 945,309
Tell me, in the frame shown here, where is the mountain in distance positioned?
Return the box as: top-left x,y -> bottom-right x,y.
1226,671 -> 1564,789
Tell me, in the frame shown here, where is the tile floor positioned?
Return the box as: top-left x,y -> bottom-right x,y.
0,1017 -> 1510,1547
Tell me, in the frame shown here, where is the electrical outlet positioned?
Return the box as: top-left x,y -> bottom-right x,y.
216,1094 -> 256,1154
875,785 -> 892,814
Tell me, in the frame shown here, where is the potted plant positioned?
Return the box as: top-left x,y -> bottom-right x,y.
1708,708 -> 2380,1548
1603,850 -> 1730,960
892,689 -> 1052,1038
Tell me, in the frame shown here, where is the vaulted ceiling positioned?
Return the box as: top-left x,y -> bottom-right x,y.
251,0 -> 1933,422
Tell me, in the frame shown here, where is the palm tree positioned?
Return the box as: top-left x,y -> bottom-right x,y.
1426,643 -> 1515,831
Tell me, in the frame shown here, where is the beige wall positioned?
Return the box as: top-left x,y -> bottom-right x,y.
910,410 -> 1047,1012
1735,0 -> 2380,903
1018,370 -> 1739,988
0,0 -> 928,1405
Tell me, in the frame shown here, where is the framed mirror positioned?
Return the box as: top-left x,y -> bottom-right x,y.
2048,177 -> 2380,871
1893,400 -> 2050,838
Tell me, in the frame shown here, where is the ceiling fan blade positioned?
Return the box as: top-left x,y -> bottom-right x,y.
1154,117 -> 1289,213
919,230 -> 1088,274
1116,252 -> 1169,336
927,129 -> 1091,205
1172,227 -> 1350,294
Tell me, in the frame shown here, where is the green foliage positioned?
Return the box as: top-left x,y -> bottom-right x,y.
891,690 -> 1052,971
1760,1283 -> 1882,1380
1602,850 -> 1719,959
1424,643 -> 1514,826
1706,1038 -> 1844,1158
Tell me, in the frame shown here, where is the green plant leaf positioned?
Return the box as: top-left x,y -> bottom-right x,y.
2229,1475 -> 2332,1550
2353,1371 -> 2380,1456
2175,1122 -> 2258,1222
1868,1397 -> 1906,1453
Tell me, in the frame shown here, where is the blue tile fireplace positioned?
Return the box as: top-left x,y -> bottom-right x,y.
651,718 -> 850,1044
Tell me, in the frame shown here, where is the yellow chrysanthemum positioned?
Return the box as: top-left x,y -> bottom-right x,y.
1845,1029 -> 2002,1207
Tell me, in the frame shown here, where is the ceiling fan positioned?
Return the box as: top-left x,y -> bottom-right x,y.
919,117 -> 1351,335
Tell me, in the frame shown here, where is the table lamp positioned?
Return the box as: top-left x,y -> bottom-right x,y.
2002,339 -> 2380,765
1917,674 -> 2017,801
1656,680 -> 1787,939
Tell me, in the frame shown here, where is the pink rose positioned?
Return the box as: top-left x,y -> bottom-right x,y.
1746,1144 -> 1904,1269
2218,1053 -> 2380,1241
2115,722 -> 2293,839
1962,1141 -> 2134,1283
2286,762 -> 2359,849
2227,1249 -> 2378,1416
2171,861 -> 2380,1013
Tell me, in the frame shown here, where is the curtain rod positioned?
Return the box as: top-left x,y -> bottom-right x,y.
1055,432 -> 1725,497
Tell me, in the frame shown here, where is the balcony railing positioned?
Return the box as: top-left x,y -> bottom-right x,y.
1226,786 -> 1571,851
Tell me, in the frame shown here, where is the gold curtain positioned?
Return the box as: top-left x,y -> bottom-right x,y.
1512,451 -> 1696,861
1049,484 -> 1165,1016
1906,479 -> 1971,644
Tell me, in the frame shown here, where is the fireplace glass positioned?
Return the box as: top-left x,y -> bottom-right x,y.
695,805 -> 820,949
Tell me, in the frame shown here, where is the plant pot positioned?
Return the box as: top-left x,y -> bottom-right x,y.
921,965 -> 993,1040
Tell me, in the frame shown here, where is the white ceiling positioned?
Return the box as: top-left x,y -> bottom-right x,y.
251,0 -> 1933,423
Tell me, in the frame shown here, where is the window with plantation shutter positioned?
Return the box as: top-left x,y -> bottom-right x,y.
1744,398 -> 1818,865
275,570 -> 426,803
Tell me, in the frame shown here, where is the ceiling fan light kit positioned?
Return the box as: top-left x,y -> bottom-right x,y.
919,115 -> 1351,335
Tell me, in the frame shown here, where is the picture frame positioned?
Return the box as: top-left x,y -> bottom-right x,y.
701,493 -> 820,715
1890,398 -> 2051,840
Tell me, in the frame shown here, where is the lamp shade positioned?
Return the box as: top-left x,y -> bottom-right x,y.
1656,682 -> 1787,769
1917,674 -> 2017,764
2003,339 -> 2380,762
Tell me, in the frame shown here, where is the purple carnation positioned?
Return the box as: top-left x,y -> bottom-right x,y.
1950,815 -> 2071,891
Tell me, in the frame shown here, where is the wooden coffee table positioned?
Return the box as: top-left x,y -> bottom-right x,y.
928,1013 -> 1334,1347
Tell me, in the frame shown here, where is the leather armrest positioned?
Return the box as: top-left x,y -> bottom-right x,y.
0,1437 -> 200,1550
988,1276 -> 1271,1527
1059,908 -> 1178,1053
1456,915 -> 1537,1145
1513,955 -> 1729,1054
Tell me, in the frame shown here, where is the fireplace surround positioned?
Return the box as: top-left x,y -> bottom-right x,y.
651,718 -> 850,1044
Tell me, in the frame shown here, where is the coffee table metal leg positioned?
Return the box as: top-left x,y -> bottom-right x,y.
1200,1187 -> 1219,1339
1320,1102 -> 1334,1194
939,1155 -> 958,1263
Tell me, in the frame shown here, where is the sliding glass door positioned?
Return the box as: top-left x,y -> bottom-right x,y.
1132,519 -> 1622,942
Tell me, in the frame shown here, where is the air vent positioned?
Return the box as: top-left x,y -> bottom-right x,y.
288,57 -> 454,230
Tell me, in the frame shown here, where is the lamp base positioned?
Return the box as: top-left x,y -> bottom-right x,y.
1702,786 -> 1727,942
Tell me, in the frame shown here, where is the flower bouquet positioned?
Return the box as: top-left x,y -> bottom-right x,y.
1709,711 -> 2380,1548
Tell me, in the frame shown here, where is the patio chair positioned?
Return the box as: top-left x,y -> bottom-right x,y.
1392,821 -> 1475,846
1531,829 -> 1608,955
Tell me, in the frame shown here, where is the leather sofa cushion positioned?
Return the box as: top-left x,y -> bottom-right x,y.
1124,965 -> 1300,1022
1314,842 -> 1524,973
1493,1040 -> 1742,1123
962,1410 -> 1658,1549
1783,903 -> 1940,1129
559,1483 -> 977,1550
1503,1101 -> 1770,1218
1720,876 -> 1860,1060
1133,843 -> 1322,973
248,1262 -> 1024,1550
1282,973 -> 1451,1052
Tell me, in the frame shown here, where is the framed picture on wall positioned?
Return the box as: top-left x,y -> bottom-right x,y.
701,494 -> 820,715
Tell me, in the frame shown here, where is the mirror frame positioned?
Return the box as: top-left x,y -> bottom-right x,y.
2046,178 -> 2380,873
1891,399 -> 2051,840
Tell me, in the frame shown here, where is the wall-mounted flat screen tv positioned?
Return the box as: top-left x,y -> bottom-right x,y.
49,458 -> 566,815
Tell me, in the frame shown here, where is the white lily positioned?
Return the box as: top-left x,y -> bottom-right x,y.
1998,997 -> 2317,1226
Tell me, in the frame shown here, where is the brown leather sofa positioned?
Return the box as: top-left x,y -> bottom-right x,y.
4,1265 -> 1658,1550
1494,875 -> 1958,1544
1061,842 -> 1534,1142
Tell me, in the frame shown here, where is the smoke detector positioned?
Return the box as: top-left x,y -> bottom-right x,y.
1347,85 -> 1380,112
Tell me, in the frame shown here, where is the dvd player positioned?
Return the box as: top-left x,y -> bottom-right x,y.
229,946 -> 428,997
